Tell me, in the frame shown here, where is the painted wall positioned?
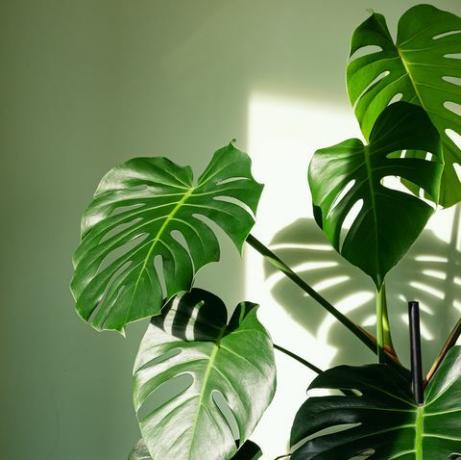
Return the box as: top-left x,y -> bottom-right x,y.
1,1 -> 460,459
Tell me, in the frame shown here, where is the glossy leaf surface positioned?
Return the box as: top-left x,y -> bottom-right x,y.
133,289 -> 275,460
71,144 -> 263,331
347,4 -> 461,206
309,101 -> 442,287
291,346 -> 461,459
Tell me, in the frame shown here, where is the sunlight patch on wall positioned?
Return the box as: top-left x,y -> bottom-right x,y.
244,92 -> 461,459
244,93 -> 363,458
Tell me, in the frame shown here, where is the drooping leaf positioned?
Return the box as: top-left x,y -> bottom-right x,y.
128,439 -> 262,460
132,289 -> 276,460
290,346 -> 461,459
309,101 -> 442,287
347,4 -> 461,207
71,144 -> 263,332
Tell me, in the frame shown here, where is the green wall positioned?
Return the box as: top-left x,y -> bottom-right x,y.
1,1 -> 460,458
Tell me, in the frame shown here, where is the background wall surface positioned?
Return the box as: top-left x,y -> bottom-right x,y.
1,1 -> 460,459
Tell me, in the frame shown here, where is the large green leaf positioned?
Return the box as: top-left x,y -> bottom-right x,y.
347,4 -> 461,207
290,346 -> 461,459
71,144 -> 263,332
129,439 -> 262,460
309,101 -> 442,287
132,289 -> 276,460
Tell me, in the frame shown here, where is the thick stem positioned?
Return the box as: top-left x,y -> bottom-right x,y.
376,284 -> 396,363
273,344 -> 322,374
246,234 -> 377,355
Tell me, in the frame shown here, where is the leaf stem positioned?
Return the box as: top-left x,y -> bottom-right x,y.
376,283 -> 397,363
426,317 -> 461,383
246,234 -> 378,355
273,344 -> 322,374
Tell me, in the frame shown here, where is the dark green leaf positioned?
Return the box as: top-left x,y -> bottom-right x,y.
231,440 -> 263,460
71,144 -> 263,332
133,289 -> 276,460
129,439 -> 262,460
309,101 -> 442,287
290,346 -> 461,459
347,4 -> 461,207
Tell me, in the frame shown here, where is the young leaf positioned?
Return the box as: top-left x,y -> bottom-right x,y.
309,102 -> 442,287
290,347 -> 461,459
347,4 -> 461,207
71,144 -> 263,332
132,289 -> 276,460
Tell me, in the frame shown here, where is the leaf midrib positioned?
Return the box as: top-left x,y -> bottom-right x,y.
363,145 -> 381,284
188,341 -> 220,459
415,405 -> 424,460
129,187 -> 195,309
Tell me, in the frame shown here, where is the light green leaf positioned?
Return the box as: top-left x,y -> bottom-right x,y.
132,289 -> 276,460
347,4 -> 461,206
309,101 -> 442,287
71,144 -> 263,332
290,346 -> 461,459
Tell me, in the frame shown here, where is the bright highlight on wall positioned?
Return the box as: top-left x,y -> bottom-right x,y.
244,92 -> 461,458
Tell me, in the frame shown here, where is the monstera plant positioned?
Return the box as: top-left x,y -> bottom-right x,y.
71,4 -> 461,459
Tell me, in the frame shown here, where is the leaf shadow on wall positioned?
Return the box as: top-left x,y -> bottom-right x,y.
264,206 -> 461,370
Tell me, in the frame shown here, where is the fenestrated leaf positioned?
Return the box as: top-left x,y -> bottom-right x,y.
347,4 -> 461,207
128,439 -> 262,460
309,101 -> 442,287
290,346 -> 461,459
71,143 -> 263,332
132,289 -> 276,460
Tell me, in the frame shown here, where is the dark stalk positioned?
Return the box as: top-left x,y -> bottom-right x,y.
273,344 -> 322,374
246,234 -> 379,356
409,301 -> 424,404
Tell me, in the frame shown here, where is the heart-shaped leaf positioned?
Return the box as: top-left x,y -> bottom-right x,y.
132,289 -> 276,460
71,144 -> 263,332
347,4 -> 461,207
129,439 -> 262,460
309,101 -> 442,287
290,346 -> 461,459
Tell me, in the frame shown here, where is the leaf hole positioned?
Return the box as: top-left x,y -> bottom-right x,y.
445,53 -> 461,60
100,217 -> 143,243
353,71 -> 390,108
331,180 -> 356,212
446,129 -> 461,150
339,199 -> 363,251
350,45 -> 383,60
213,195 -> 255,218
212,390 -> 240,440
442,76 -> 461,86
137,373 -> 193,422
454,163 -> 461,182
388,93 -> 403,105
136,348 -> 182,373
215,176 -> 249,186
433,30 -> 461,40
97,233 -> 149,274
154,254 -> 167,298
444,101 -> 461,117
170,229 -> 195,269
381,176 -> 436,209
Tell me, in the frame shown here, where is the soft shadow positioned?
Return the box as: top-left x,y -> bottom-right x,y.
264,207 -> 461,370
